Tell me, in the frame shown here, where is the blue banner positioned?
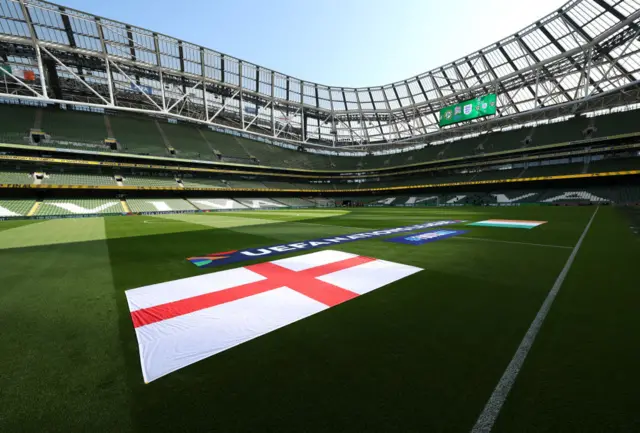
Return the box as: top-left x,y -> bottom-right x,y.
384,229 -> 468,245
188,220 -> 464,268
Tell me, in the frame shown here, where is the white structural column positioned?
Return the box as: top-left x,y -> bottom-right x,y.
239,60 -> 244,130
18,0 -> 47,99
96,18 -> 115,105
200,47 -> 208,121
154,34 -> 166,111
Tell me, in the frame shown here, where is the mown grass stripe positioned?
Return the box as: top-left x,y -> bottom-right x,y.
470,207 -> 599,433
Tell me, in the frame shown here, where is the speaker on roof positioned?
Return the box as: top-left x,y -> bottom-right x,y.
582,126 -> 597,138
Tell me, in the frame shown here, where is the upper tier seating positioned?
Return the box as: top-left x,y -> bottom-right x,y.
225,180 -> 267,189
521,163 -> 584,177
1,103 -> 639,173
0,103 -> 36,142
181,178 -> 227,188
42,173 -> 115,186
42,108 -> 108,143
588,156 -> 639,172
0,170 -> 33,184
110,116 -> 167,156
158,122 -> 217,161
123,176 -> 179,187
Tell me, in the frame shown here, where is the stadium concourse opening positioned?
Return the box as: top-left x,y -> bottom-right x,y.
0,0 -> 639,432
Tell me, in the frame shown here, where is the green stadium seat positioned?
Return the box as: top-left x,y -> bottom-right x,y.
110,115 -> 167,156
42,173 -> 115,186
123,176 -> 179,187
0,103 -> 36,143
41,108 -> 108,144
271,197 -> 316,207
0,170 -> 34,184
126,199 -> 196,213
158,122 -> 218,161
181,178 -> 227,188
36,199 -> 122,216
225,180 -> 267,189
0,199 -> 35,217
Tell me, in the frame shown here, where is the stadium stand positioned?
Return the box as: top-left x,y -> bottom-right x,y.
471,168 -> 525,181
261,181 -> 297,189
187,198 -> 248,210
224,180 -> 267,189
36,199 -> 122,216
520,163 -> 585,177
0,199 -> 35,217
303,183 -> 336,190
42,173 -> 115,186
0,170 -> 33,184
587,156 -> 639,172
205,132 -> 253,160
272,197 -> 316,207
589,110 -> 639,137
2,103 -> 640,173
181,178 -> 227,188
307,197 -> 336,207
539,188 -> 613,203
110,115 -> 167,156
235,198 -> 288,208
3,183 -> 638,220
41,107 -> 108,144
158,122 -> 217,161
122,176 -> 179,187
0,103 -> 36,142
126,198 -> 196,213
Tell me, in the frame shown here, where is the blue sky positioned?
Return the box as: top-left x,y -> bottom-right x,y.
60,0 -> 567,87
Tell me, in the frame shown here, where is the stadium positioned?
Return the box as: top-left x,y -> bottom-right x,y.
0,0 -> 639,431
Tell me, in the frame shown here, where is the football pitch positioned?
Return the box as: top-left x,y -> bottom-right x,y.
0,206 -> 638,432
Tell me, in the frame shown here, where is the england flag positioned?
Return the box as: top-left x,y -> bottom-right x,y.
126,250 -> 422,382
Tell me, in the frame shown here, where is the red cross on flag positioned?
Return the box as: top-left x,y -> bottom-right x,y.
126,250 -> 422,383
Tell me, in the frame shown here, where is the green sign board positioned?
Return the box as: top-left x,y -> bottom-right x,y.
439,94 -> 497,127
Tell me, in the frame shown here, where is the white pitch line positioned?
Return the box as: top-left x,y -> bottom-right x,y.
470,206 -> 599,433
453,236 -> 572,249
143,220 -> 186,224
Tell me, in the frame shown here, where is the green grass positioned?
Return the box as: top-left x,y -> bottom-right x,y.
0,206 -> 638,432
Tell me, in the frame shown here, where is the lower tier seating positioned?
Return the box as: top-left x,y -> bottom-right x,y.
0,199 -> 35,216
126,198 -> 197,213
36,199 -> 122,216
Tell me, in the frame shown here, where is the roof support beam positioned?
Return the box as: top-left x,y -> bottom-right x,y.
514,34 -> 573,104
498,45 -> 536,109
368,89 -> 387,142
479,52 -> 519,116
559,13 -> 633,83
391,85 -> 414,136
415,78 -> 439,124
538,23 -> 604,94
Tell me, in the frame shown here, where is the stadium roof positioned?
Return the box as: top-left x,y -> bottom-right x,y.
0,0 -> 639,149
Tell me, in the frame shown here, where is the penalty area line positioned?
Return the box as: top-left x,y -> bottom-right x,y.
470,206 -> 599,433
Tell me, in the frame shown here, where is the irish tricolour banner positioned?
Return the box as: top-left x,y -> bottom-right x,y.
126,250 -> 421,383
467,219 -> 547,229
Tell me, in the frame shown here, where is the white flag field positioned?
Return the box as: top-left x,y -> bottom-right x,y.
126,250 -> 422,382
